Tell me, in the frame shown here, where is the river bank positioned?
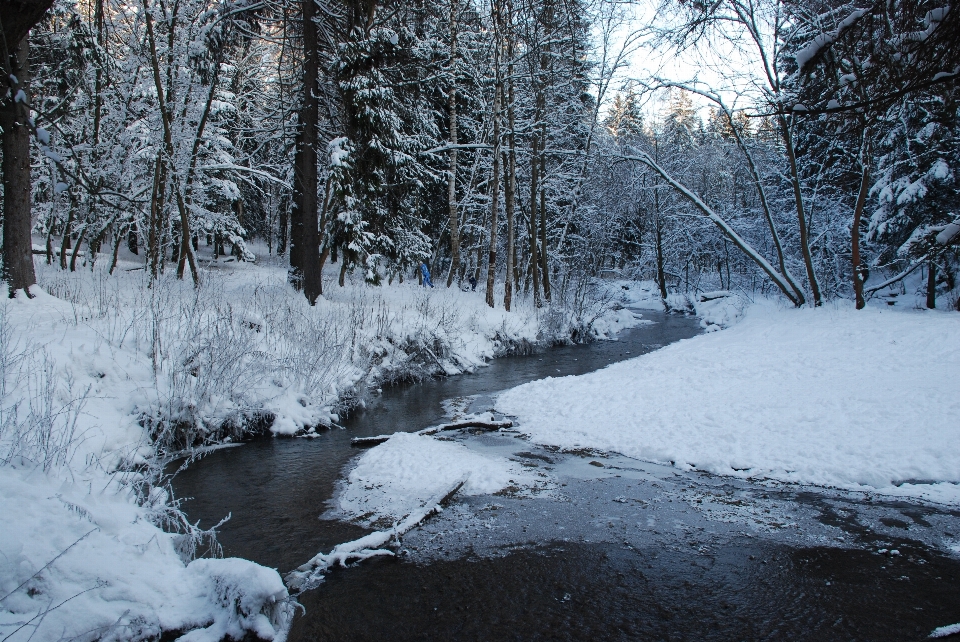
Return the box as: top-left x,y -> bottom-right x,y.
274,297 -> 960,640
0,261 -> 649,642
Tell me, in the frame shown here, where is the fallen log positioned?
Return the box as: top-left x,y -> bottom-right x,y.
351,435 -> 392,448
418,418 -> 513,436
285,479 -> 466,593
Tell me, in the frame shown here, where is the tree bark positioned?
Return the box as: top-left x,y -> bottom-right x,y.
539,147 -> 550,301
1,0 -> 54,52
485,83 -> 501,308
144,0 -> 198,284
290,0 -> 322,303
779,115 -> 821,306
502,3 -> 516,312
1,36 -> 37,296
926,261 -> 937,309
485,6 -> 502,309
655,215 -> 667,301
445,0 -> 460,288
851,157 -> 870,310
277,194 -> 288,256
528,132 -> 541,307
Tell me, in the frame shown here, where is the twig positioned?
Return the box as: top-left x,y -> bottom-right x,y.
0,528 -> 98,605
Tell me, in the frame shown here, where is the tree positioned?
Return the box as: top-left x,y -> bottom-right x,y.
289,0 -> 322,303
1,36 -> 36,295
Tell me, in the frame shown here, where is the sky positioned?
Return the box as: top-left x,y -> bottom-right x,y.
595,0 -> 765,119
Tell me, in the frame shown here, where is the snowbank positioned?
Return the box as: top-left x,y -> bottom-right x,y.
497,303 -> 960,504
0,466 -> 292,642
597,279 -> 665,310
337,432 -> 541,525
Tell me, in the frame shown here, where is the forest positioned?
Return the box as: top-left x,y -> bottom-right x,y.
2,1 -> 960,641
2,0 -> 957,310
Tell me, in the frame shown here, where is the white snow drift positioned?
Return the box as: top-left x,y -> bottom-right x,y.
498,303 -> 960,504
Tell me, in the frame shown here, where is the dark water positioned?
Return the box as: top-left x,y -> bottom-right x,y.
172,310 -> 700,572
174,310 -> 960,641
291,540 -> 960,641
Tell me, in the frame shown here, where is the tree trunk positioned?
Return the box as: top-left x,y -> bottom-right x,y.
779,115 -> 821,306
528,133 -> 541,307
290,0 -> 321,305
655,215 -> 667,301
502,7 -> 516,312
445,0 -> 460,288
144,0 -> 198,284
289,0 -> 321,303
538,141 -> 550,302
108,225 -> 124,274
926,261 -> 937,309
1,0 -> 55,50
277,194 -> 288,256
60,200 -> 74,270
485,49 -> 502,308
70,223 -> 88,271
2,36 -> 37,296
851,157 -> 870,310
147,155 -> 164,279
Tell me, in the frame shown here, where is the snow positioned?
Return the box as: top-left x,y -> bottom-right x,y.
589,306 -> 650,339
288,480 -> 464,592
597,279 -> 665,310
337,432 -> 541,525
0,466 -> 292,642
930,623 -> 960,639
794,9 -> 870,71
937,221 -> 960,245
498,302 -> 960,504
2,256 -> 632,639
930,159 -> 952,180
694,291 -> 746,330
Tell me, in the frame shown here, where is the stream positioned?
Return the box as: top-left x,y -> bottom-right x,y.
173,309 -> 960,641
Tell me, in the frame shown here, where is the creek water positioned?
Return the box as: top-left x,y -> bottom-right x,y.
173,310 -> 960,641
171,310 -> 699,571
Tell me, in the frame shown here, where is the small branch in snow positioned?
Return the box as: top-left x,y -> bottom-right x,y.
353,417 -> 513,446
864,255 -> 930,294
284,480 -> 466,593
0,528 -> 99,605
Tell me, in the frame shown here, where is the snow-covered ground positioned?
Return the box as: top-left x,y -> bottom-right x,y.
498,301 -> 960,505
0,465 -> 292,642
1,256 -> 634,641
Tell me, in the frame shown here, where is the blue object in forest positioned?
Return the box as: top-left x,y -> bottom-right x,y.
420,263 -> 433,288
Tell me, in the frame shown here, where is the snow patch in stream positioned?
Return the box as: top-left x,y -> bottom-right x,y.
337,433 -> 543,525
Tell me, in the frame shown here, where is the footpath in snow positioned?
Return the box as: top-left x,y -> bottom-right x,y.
498,302 -> 960,505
